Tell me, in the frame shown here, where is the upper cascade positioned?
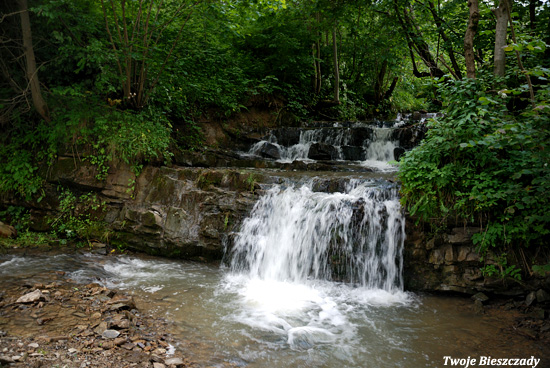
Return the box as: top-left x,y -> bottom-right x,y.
243,114 -> 429,172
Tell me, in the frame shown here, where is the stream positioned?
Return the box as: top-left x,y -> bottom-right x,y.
1,115 -> 546,367
0,251 -> 543,368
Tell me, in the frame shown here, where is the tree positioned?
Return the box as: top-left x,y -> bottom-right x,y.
332,26 -> 340,104
18,0 -> 50,122
393,0 -> 445,78
492,0 -> 509,76
100,0 -> 197,109
464,0 -> 479,78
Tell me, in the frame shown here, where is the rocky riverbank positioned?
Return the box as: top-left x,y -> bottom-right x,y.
0,266 -> 196,368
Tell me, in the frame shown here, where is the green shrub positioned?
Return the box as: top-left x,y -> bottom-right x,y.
399,72 -> 550,278
49,188 -> 105,242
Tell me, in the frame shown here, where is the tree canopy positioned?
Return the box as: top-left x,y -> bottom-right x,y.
1,0 -> 549,276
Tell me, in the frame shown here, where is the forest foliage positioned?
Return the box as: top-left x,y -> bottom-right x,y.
1,0 -> 549,276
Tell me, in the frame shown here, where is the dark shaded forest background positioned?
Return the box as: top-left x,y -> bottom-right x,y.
1,0 -> 549,278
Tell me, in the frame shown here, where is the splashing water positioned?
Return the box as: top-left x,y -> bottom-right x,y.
227,180 -> 404,289
248,128 -> 352,163
362,127 -> 399,171
221,179 -> 410,355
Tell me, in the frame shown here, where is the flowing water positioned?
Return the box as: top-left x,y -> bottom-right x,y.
2,115 -> 545,366
1,251 -> 543,368
246,122 -> 400,171
361,127 -> 399,171
1,176 -> 545,367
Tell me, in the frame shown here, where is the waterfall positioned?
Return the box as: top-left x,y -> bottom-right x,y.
362,127 -> 400,171
246,122 -> 402,171
248,128 -> 352,162
226,179 -> 405,292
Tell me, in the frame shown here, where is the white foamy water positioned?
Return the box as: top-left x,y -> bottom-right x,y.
248,128 -> 352,163
227,180 -> 405,289
247,123 -> 402,171
220,179 -> 410,357
361,127 -> 399,172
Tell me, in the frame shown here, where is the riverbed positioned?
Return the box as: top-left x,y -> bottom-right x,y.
1,249 -> 547,368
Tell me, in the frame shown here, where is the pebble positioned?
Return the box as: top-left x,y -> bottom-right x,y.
164,357 -> 184,366
471,292 -> 489,303
102,329 -> 120,339
1,272 -> 198,368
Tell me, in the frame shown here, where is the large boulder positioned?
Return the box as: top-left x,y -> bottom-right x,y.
257,142 -> 281,160
308,143 -> 338,161
342,146 -> 364,161
270,128 -> 301,147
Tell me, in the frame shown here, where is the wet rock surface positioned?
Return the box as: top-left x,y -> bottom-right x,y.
404,220 -> 550,298
0,271 -> 199,368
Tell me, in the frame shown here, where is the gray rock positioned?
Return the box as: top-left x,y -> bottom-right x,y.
16,290 -> 45,304
342,146 -> 364,161
473,299 -> 484,314
101,329 -> 120,339
526,291 -> 537,306
164,357 -> 184,366
536,289 -> 550,303
528,308 -> 546,320
27,343 -> 39,349
153,363 -> 166,368
0,355 -> 14,364
447,227 -> 481,244
308,142 -> 337,161
393,147 -> 406,161
471,292 -> 489,303
257,142 -> 281,160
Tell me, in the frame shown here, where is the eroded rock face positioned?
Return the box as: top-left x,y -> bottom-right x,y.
113,167 -> 262,259
402,222 -> 550,296
32,158 -> 268,260
403,223 -> 491,294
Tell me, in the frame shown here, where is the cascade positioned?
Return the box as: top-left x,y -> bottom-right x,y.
227,179 -> 405,291
246,119 -> 404,171
222,118 -> 414,355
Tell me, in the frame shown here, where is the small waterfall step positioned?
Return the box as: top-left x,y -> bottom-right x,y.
242,115 -> 428,172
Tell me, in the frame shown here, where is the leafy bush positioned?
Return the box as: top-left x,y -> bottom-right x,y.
399,71 -> 550,277
49,187 -> 105,242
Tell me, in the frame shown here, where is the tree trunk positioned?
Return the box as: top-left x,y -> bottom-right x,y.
383,77 -> 399,101
332,27 -> 340,104
393,0 -> 444,78
464,0 -> 480,79
529,0 -> 536,30
313,12 -> 322,95
18,0 -> 49,121
427,1 -> 462,79
492,0 -> 509,77
374,59 -> 388,105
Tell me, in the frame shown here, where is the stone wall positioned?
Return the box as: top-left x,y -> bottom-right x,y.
403,219 -> 550,296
